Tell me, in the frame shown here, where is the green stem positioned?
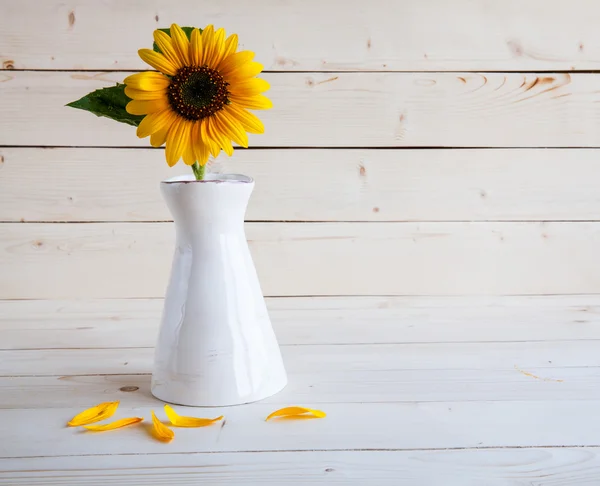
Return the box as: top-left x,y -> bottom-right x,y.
191,162 -> 205,181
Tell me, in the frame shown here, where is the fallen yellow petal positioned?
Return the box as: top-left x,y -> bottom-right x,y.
265,406 -> 326,421
67,401 -> 120,427
151,410 -> 174,442
164,404 -> 224,428
83,417 -> 143,431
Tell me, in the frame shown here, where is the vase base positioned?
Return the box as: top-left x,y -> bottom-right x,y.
150,375 -> 288,407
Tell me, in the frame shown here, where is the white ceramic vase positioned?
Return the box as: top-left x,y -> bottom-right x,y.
151,173 -> 287,406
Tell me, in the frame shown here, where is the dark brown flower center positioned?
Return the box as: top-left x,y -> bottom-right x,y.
167,65 -> 229,120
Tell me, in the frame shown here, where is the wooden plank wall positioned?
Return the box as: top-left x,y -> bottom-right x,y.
1,0 -> 600,298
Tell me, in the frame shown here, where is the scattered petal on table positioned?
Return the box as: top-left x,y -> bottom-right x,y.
265,406 -> 327,421
151,410 -> 174,442
164,404 -> 224,428
67,401 -> 120,427
83,417 -> 143,431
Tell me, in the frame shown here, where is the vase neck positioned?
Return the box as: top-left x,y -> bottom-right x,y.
161,176 -> 254,230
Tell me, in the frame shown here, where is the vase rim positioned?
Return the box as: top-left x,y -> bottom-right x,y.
161,174 -> 254,184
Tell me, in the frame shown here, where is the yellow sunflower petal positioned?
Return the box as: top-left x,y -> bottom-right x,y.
207,117 -> 233,157
219,34 -> 239,65
83,417 -> 143,431
201,119 -> 220,158
196,139 -> 211,166
124,72 -> 170,91
153,30 -> 183,69
206,117 -> 230,156
200,25 -> 215,66
137,109 -> 176,139
164,405 -> 224,427
219,136 -> 234,157
265,407 -> 326,421
182,141 -> 197,166
229,78 -> 271,96
138,49 -> 178,76
225,105 -> 265,134
165,118 -> 192,167
151,411 -> 174,442
124,87 -> 167,101
210,116 -> 234,156
230,94 -> 273,110
192,122 -> 210,165
150,126 -> 169,147
126,98 -> 170,116
170,24 -> 190,65
190,28 -> 203,66
226,62 -> 264,82
218,51 -> 255,78
216,111 -> 249,147
67,401 -> 119,427
207,27 -> 226,68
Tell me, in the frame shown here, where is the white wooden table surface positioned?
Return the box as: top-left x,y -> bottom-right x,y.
1,295 -> 599,485
4,1 -> 600,484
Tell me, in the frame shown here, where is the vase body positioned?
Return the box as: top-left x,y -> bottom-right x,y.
151,174 -> 287,406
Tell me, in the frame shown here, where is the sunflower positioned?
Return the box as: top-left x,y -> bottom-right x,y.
124,24 -> 271,170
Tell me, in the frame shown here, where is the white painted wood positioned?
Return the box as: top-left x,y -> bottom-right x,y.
3,0 -> 600,478
2,222 -> 600,298
1,299 -> 598,478
2,401 -> 600,458
1,0 -> 599,71
3,342 -> 598,378
4,148 -> 600,222
2,300 -> 599,479
3,365 -> 599,409
3,72 -> 600,148
2,449 -> 600,485
2,296 -> 600,350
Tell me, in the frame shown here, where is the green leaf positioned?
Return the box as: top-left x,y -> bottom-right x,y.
66,83 -> 144,127
153,26 -> 198,54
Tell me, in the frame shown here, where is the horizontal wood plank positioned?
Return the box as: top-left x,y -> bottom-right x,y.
2,401 -> 600,458
3,148 -> 600,222
1,365 -> 598,409
2,296 -> 600,349
4,341 -> 598,377
1,222 -> 600,298
2,72 -> 600,148
1,0 -> 599,71
2,449 -> 600,485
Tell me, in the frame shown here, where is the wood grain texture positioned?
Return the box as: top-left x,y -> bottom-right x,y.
2,297 -> 600,481
2,72 -> 600,148
2,222 -> 600,298
2,362 -> 598,408
3,401 -> 600,458
4,341 -> 599,377
2,449 -> 600,486
1,0 -> 599,71
4,0 -> 600,480
2,296 -> 600,350
3,147 -> 600,222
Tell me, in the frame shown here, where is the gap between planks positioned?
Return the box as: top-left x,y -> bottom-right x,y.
5,221 -> 600,224
7,69 -> 600,74
4,338 -> 600,352
6,444 -> 600,459
5,145 -> 600,149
